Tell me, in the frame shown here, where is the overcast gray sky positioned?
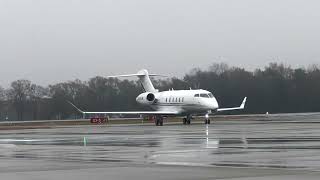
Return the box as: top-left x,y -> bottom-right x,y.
0,0 -> 319,87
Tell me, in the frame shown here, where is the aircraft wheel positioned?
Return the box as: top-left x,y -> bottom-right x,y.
159,120 -> 163,126
183,118 -> 187,125
156,116 -> 163,126
186,115 -> 192,125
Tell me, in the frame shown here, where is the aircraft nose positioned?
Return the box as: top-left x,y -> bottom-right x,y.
211,98 -> 219,110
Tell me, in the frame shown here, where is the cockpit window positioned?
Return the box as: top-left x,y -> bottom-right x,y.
194,94 -> 200,97
200,94 -> 210,98
208,93 -> 214,98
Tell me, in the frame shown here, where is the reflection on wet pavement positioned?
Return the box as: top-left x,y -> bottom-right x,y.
1,113 -> 320,171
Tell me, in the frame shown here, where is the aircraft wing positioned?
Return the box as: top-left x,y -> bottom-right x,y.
217,97 -> 247,112
68,101 -> 179,115
82,111 -> 178,115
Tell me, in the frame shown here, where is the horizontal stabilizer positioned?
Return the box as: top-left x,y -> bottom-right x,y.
108,73 -> 144,78
108,74 -> 167,78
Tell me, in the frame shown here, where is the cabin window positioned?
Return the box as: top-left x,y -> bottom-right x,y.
200,94 -> 210,98
176,98 -> 178,102
194,94 -> 199,97
182,97 -> 184,102
166,98 -> 167,102
178,98 -> 181,102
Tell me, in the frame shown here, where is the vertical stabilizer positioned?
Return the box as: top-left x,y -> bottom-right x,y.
108,69 -> 162,93
136,69 -> 157,92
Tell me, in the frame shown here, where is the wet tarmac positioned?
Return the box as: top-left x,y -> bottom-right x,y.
1,113 -> 320,179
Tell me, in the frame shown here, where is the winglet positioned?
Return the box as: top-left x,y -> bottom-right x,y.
217,97 -> 247,112
67,101 -> 85,114
240,97 -> 247,109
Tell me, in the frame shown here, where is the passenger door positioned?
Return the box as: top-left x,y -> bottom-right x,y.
194,94 -> 200,104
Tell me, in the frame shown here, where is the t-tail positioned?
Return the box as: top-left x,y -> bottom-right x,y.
108,69 -> 165,93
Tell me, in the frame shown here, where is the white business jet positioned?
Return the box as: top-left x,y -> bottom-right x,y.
69,69 -> 247,126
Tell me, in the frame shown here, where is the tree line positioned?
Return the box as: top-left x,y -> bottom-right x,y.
0,62 -> 320,121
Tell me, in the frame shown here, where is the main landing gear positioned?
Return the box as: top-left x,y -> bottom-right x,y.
155,116 -> 164,126
183,115 -> 192,125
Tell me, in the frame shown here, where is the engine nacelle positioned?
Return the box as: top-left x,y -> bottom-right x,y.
136,92 -> 158,105
146,93 -> 155,101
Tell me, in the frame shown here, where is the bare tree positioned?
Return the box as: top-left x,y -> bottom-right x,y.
209,63 -> 230,75
8,80 -> 33,121
0,86 -> 6,120
0,86 -> 5,101
29,85 -> 48,120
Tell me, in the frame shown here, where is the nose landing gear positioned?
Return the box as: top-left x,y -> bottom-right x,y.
205,114 -> 211,124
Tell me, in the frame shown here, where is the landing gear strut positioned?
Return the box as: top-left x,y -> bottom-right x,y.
204,114 -> 211,124
183,115 -> 192,125
155,116 -> 164,126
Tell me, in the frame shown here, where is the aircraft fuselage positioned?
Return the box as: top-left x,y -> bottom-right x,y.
136,89 -> 219,115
